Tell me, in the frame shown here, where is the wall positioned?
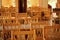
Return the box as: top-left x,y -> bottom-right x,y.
30,0 -> 48,8
2,0 -> 15,7
39,0 -> 48,8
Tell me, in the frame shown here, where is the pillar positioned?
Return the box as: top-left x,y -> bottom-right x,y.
11,31 -> 13,40
43,27 -> 45,40
15,0 -> 19,12
33,29 -> 36,40
0,0 -> 2,8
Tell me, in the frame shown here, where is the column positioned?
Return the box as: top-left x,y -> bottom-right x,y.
43,27 -> 45,40
11,31 -> 13,40
15,0 -> 19,12
33,29 -> 36,40
0,0 -> 2,8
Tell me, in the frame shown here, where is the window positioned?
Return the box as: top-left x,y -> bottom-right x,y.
19,19 -> 25,24
41,12 -> 45,17
18,0 -> 27,13
36,29 -> 42,36
27,0 -> 31,8
15,35 -> 17,39
0,13 -> 1,16
5,20 -> 8,23
54,28 -> 60,32
5,20 -> 9,23
55,19 -> 60,24
11,13 -> 16,17
56,28 -> 59,32
11,20 -> 13,23
27,11 -> 31,17
25,34 -> 28,40
38,17 -> 41,22
56,13 -> 59,16
11,20 -> 16,23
